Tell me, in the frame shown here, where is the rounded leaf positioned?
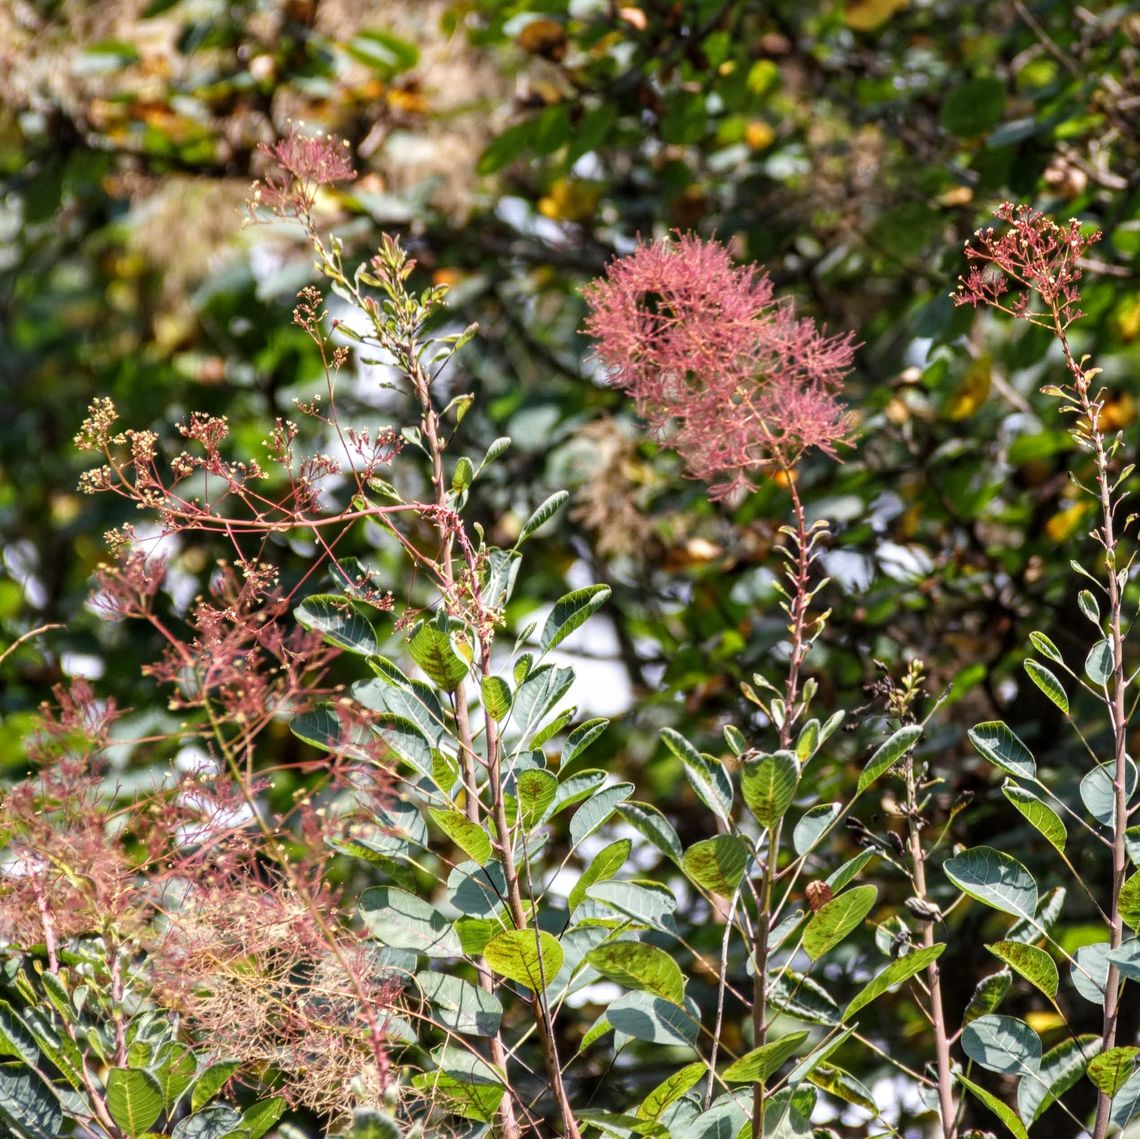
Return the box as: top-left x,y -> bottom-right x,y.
986,940 -> 1058,1000
682,834 -> 749,897
1089,1048 -> 1140,1096
1081,759 -> 1138,828
417,972 -> 503,1037
586,941 -> 685,1004
483,929 -> 564,991
1086,639 -> 1114,685
961,1014 -> 1041,1076
969,721 -> 1035,780
359,887 -> 461,957
742,751 -> 798,828
793,803 -> 842,857
944,847 -> 1037,921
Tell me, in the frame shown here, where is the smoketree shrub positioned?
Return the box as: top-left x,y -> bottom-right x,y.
1,130 -> 1135,1139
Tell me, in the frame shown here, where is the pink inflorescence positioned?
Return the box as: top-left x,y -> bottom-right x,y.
953,202 -> 1102,329
584,234 -> 855,498
251,127 -> 355,222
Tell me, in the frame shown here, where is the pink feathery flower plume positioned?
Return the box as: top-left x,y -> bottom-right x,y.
583,234 -> 855,499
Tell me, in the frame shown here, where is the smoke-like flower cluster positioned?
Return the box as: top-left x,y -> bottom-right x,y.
953,202 -> 1101,330
583,234 -> 855,498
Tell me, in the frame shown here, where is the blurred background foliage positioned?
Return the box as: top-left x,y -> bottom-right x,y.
4,0 -> 1140,1131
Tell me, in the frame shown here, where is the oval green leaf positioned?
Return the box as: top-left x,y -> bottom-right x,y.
107,1069 -> 164,1137
586,941 -> 685,1004
969,721 -> 1036,780
539,584 -> 611,654
428,809 -> 492,865
722,1031 -> 810,1084
483,929 -> 564,991
682,834 -> 749,897
359,887 -> 461,958
803,884 -> 878,961
1086,638 -> 1114,685
844,943 -> 945,1020
742,751 -> 798,828
1023,659 -> 1069,714
986,940 -> 1058,1000
857,724 -> 921,793
944,846 -> 1037,922
1002,782 -> 1066,853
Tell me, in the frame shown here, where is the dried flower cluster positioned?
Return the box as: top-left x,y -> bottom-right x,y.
152,873 -> 401,1118
953,201 -> 1101,330
583,234 -> 855,498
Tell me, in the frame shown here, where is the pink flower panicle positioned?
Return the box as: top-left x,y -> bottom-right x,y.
583,234 -> 855,498
953,202 -> 1102,329
250,127 -> 355,223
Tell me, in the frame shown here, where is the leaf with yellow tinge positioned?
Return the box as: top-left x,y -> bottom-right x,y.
515,18 -> 567,58
1116,295 -> 1140,342
945,356 -> 992,421
538,179 -> 602,224
1024,1010 -> 1066,1033
637,1062 -> 705,1120
844,0 -> 908,32
745,121 -> 775,149
1044,501 -> 1090,543
484,929 -> 563,992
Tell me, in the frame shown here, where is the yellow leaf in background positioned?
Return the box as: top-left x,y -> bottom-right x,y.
538,179 -> 602,223
945,357 -> 992,420
745,120 -> 775,150
1025,1010 -> 1066,1034
844,0 -> 908,32
1099,393 -> 1135,431
387,88 -> 429,115
1114,295 -> 1140,342
516,18 -> 567,60
1044,502 -> 1090,544
937,185 -> 974,207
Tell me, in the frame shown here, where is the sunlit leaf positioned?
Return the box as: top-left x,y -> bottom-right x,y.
722,1031 -> 809,1083
857,725 -> 921,793
986,941 -> 1058,1000
969,721 -> 1036,780
1023,660 -> 1069,714
944,847 -> 1037,921
742,751 -> 798,828
682,834 -> 749,897
359,887 -> 461,958
538,585 -> 610,655
1002,783 -> 1066,853
107,1067 -> 164,1139
844,944 -> 945,1020
483,929 -> 564,991
586,941 -> 685,1004
803,885 -> 877,960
